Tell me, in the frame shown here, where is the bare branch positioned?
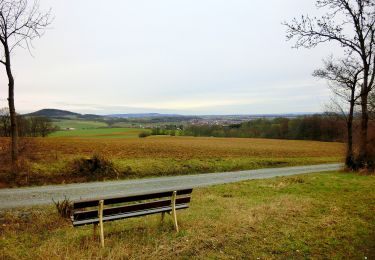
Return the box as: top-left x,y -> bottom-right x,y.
284,0 -> 375,92
0,0 -> 52,55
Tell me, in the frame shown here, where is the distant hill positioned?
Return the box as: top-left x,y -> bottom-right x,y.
26,109 -> 81,118
24,109 -> 318,121
24,109 -> 194,121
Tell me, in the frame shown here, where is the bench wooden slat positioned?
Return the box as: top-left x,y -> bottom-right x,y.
73,196 -> 191,221
73,204 -> 189,227
73,188 -> 193,209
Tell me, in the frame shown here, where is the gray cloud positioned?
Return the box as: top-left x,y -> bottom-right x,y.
2,0 -> 341,114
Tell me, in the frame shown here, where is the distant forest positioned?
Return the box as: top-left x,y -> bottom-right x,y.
0,108 -> 56,137
182,115 -> 346,142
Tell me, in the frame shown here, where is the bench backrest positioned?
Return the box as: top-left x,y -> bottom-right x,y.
71,188 -> 193,226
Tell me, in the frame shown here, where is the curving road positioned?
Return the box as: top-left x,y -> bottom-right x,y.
0,163 -> 342,209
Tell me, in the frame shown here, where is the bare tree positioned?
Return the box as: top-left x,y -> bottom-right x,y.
0,0 -> 51,166
370,90 -> 375,114
284,0 -> 375,168
0,106 -> 10,136
29,116 -> 54,137
313,56 -> 362,168
0,111 -> 56,137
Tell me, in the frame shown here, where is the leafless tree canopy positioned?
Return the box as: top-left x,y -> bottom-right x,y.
313,56 -> 363,103
284,0 -> 375,92
285,1 -> 375,50
0,0 -> 51,59
0,107 -> 10,136
370,91 -> 375,113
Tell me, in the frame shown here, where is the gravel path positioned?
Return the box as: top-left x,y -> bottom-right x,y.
0,163 -> 342,209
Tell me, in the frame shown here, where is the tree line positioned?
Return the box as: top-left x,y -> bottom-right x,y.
0,108 -> 56,137
182,115 -> 346,141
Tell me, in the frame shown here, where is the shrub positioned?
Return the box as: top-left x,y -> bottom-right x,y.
53,196 -> 73,219
68,154 -> 119,181
138,131 -> 150,138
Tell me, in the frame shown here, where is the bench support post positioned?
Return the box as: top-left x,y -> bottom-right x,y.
161,212 -> 165,223
98,200 -> 105,248
171,191 -> 179,232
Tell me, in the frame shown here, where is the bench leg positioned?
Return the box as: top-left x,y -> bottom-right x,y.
98,200 -> 105,248
161,212 -> 165,223
171,191 -> 179,232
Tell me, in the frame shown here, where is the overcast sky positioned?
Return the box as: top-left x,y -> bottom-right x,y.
0,0 -> 343,115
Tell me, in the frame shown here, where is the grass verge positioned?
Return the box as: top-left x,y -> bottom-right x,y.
3,156 -> 342,187
0,171 -> 374,259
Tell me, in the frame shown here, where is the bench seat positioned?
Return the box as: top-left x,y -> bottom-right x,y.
73,204 -> 189,226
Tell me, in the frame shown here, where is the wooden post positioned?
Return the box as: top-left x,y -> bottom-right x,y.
161,212 -> 165,223
171,191 -> 179,232
98,200 -> 105,248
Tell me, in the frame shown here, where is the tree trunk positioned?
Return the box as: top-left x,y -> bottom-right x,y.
4,42 -> 18,166
358,93 -> 368,163
346,97 -> 355,169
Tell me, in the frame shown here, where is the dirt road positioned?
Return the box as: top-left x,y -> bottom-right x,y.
0,163 -> 342,209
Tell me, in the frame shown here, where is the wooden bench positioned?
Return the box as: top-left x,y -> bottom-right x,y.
71,188 -> 193,247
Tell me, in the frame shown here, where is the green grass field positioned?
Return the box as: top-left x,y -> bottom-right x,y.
52,119 -> 108,130
51,119 -> 181,132
1,171 -> 374,259
49,127 -> 148,138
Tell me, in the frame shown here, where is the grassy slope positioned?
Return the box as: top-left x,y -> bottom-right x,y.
1,172 -> 374,259
52,119 -> 108,130
50,128 -> 147,138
